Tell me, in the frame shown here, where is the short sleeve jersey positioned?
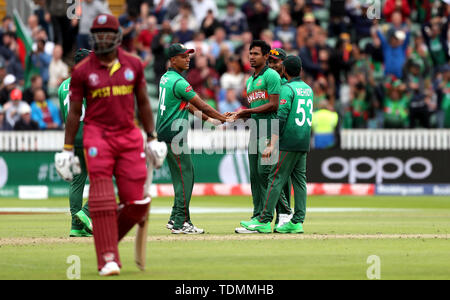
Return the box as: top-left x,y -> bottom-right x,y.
156,68 -> 196,143
246,66 -> 281,140
277,78 -> 313,152
69,48 -> 146,132
58,78 -> 86,148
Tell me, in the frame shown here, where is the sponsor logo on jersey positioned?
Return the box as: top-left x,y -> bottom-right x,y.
124,68 -> 134,81
185,85 -> 193,93
89,73 -> 99,86
247,90 -> 268,104
280,99 -> 287,105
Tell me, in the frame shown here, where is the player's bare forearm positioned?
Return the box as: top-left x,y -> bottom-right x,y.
188,103 -> 209,121
236,94 -> 279,118
136,86 -> 155,136
64,101 -> 82,147
189,95 -> 226,122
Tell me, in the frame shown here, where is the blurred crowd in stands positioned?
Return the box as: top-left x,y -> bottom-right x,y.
0,0 -> 448,144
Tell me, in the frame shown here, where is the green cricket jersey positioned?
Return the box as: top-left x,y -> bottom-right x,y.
276,77 -> 313,152
58,78 -> 86,148
281,77 -> 288,85
156,68 -> 197,143
246,66 -> 281,139
383,96 -> 409,128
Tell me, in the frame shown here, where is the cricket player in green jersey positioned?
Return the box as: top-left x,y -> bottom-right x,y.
156,43 -> 230,234
58,48 -> 92,237
229,40 -> 290,233
242,55 -> 312,233
268,47 -> 293,226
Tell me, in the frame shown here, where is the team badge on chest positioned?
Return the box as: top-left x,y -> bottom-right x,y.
89,73 -> 99,86
124,68 -> 135,81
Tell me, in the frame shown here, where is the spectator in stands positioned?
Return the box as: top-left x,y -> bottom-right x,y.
234,30 -> 253,73
4,89 -> 30,129
422,16 -> 449,68
23,74 -> 46,105
48,45 -> 69,90
171,2 -> 198,32
242,0 -> 270,41
311,99 -> 339,149
383,79 -> 409,128
219,88 -> 241,114
0,74 -> 17,105
0,31 -> 16,61
288,0 -> 306,27
185,32 -> 211,57
175,18 -> 195,44
32,28 -> 55,57
74,0 -> 110,50
347,1 -> 374,40
46,0 -> 72,56
6,46 -> 24,85
0,58 -> 6,86
328,0 -> 347,38
410,0 -> 432,24
209,26 -> 234,60
151,20 -> 176,84
296,13 -> 322,49
27,14 -> 40,39
0,104 -> 12,130
437,64 -> 450,128
165,0 -> 188,21
329,33 -> 355,89
374,24 -> 411,79
13,99 -> 39,131
200,9 -> 221,39
187,55 -> 219,106
126,0 -> 152,21
345,79 -> 372,129
119,6 -> 140,53
220,55 -> 245,96
191,0 -> 218,26
30,88 -> 61,130
383,0 -> 411,23
221,0 -> 248,41
0,16 -> 15,45
299,33 -> 322,78
136,15 -> 159,60
151,0 -> 169,24
274,12 -> 297,50
31,38 -> 52,88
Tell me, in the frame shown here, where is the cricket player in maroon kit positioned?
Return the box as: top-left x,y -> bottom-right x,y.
56,14 -> 158,276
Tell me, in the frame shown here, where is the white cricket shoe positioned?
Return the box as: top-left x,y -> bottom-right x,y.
99,262 -> 120,276
276,213 -> 293,228
235,227 -> 259,234
166,220 -> 174,230
171,222 -> 205,234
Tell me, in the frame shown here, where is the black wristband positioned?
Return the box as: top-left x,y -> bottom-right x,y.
147,131 -> 157,139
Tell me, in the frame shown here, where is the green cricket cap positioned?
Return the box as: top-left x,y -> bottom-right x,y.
74,48 -> 92,64
168,43 -> 195,58
283,55 -> 302,76
269,48 -> 287,60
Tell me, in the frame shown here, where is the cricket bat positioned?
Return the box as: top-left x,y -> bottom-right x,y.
135,160 -> 154,271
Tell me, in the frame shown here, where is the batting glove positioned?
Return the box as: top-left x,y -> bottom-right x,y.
54,150 -> 81,182
146,140 -> 167,169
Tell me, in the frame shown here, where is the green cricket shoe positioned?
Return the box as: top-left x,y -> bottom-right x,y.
74,210 -> 93,234
274,221 -> 304,234
240,217 -> 257,228
69,229 -> 93,237
241,219 -> 272,233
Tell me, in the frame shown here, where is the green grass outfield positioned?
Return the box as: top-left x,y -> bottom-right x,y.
0,195 -> 449,280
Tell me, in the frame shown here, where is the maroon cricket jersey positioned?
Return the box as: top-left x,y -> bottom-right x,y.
69,47 -> 146,131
